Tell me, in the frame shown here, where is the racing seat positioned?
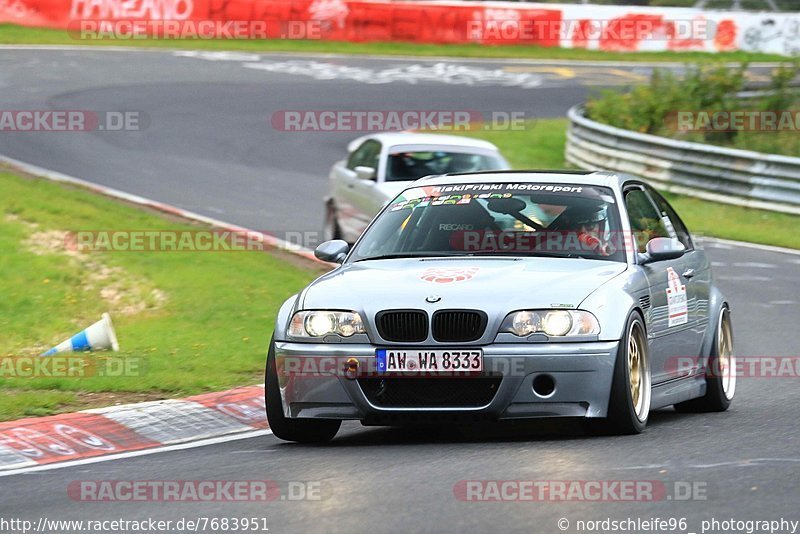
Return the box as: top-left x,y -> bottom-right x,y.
413,202 -> 496,252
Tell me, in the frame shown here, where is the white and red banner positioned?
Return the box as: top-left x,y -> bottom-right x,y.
1,0 -> 799,55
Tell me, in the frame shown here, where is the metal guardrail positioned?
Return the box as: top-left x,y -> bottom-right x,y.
565,105 -> 800,215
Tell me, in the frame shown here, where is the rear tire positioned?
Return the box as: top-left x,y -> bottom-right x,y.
674,306 -> 735,413
323,202 -> 342,242
265,337 -> 341,443
603,312 -> 651,435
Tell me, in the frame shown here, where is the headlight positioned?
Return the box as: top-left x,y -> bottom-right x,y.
288,310 -> 365,338
500,310 -> 600,337
511,310 -> 541,336
543,310 -> 572,336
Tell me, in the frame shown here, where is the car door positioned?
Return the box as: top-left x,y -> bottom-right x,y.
335,140 -> 381,242
646,186 -> 710,366
361,143 -> 393,225
347,140 -> 382,238
624,186 -> 694,385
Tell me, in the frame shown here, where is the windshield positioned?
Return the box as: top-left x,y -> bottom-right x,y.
385,151 -> 505,182
350,182 -> 626,262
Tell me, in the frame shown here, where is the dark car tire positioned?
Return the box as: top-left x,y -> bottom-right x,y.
323,202 -> 342,242
599,312 -> 651,435
265,337 -> 341,443
674,306 -> 735,413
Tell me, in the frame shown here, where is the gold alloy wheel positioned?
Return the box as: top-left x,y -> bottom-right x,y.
718,308 -> 736,400
628,322 -> 650,422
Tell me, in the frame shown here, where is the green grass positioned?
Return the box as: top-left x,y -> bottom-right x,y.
584,65 -> 800,158
0,169 -> 322,420
458,118 -> 800,249
0,23 -> 788,63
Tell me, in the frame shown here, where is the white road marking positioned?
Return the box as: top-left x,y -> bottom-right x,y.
700,237 -> 800,257
688,458 -> 800,469
0,429 -> 272,478
610,458 -> 800,470
242,59 -> 544,88
732,262 -> 777,268
717,275 -> 771,281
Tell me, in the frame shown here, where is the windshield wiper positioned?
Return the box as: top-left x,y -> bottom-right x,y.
464,251 -> 589,259
354,251 -> 595,261
353,252 -> 464,262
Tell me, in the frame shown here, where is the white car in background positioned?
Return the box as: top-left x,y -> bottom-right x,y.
324,132 -> 510,243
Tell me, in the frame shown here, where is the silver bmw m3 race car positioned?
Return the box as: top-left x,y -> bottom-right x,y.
266,171 -> 735,442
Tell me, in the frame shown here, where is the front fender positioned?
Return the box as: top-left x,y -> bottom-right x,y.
579,267 -> 647,342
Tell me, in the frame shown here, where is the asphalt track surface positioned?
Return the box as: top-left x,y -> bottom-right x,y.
0,48 -> 798,533
0,49 -> 776,237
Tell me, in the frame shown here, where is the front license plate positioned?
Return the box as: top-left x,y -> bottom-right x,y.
376,349 -> 483,373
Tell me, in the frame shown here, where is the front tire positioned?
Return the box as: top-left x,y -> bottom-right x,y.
674,306 -> 735,413
265,337 -> 341,443
604,312 -> 651,434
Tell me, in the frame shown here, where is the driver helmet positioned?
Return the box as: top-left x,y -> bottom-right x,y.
569,204 -> 607,232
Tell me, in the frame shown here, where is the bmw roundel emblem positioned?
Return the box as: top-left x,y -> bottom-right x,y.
425,295 -> 442,303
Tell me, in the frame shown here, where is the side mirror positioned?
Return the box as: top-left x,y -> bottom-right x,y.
314,239 -> 350,264
354,166 -> 376,181
639,237 -> 685,264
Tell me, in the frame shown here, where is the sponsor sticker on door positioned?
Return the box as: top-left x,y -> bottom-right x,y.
666,267 -> 688,327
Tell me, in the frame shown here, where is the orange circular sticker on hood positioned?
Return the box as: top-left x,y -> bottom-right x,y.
420,267 -> 479,284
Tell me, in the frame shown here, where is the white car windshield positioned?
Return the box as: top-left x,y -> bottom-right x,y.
385,151 -> 505,182
351,182 -> 626,262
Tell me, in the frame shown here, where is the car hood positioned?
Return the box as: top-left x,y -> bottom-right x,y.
301,257 -> 627,314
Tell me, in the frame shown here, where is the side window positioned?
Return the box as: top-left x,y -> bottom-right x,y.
346,140 -> 381,171
366,142 -> 381,170
646,187 -> 694,250
624,188 -> 671,254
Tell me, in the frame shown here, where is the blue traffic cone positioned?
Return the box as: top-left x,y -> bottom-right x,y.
42,313 -> 119,356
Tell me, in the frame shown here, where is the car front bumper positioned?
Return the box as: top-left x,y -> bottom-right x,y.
273,341 -> 619,422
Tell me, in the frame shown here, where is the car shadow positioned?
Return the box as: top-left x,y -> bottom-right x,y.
276,408 -> 685,448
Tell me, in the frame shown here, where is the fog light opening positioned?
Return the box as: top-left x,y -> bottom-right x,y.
532,374 -> 556,398
344,357 -> 359,380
